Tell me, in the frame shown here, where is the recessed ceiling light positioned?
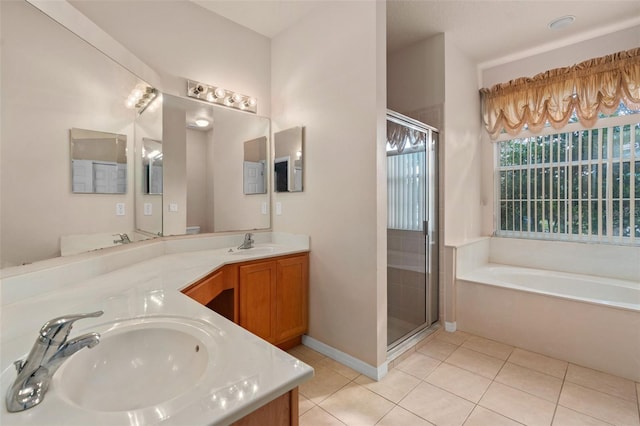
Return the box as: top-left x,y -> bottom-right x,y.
195,118 -> 210,128
548,15 -> 575,30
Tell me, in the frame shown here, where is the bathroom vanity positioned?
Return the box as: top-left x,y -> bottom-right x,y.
0,232 -> 313,426
183,253 -> 309,350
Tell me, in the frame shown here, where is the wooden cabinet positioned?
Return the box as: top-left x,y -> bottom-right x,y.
231,388 -> 299,426
238,260 -> 277,343
182,252 -> 309,350
182,267 -> 237,322
274,256 -> 309,344
239,254 -> 309,349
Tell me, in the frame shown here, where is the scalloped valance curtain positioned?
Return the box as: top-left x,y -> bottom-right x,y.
480,48 -> 640,139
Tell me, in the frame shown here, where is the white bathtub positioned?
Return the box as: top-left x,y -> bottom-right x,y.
461,264 -> 640,312
456,263 -> 640,381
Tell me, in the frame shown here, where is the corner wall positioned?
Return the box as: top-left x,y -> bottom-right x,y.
271,1 -> 387,368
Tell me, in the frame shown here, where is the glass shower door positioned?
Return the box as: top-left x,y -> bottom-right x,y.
386,110 -> 438,349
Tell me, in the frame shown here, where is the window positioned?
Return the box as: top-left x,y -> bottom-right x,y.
388,150 -> 426,231
496,108 -> 639,244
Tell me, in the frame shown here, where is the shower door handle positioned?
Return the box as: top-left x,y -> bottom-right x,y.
423,220 -> 429,237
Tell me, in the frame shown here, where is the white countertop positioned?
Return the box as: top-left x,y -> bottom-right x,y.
0,232 -> 313,425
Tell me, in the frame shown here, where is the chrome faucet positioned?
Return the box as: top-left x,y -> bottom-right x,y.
5,311 -> 104,412
237,233 -> 254,250
113,233 -> 131,244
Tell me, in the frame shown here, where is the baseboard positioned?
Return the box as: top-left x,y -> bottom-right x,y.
445,321 -> 457,332
302,335 -> 388,381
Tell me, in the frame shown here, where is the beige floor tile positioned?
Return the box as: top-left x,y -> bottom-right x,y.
299,365 -> 351,404
508,348 -> 568,379
559,382 -> 640,426
445,347 -> 505,379
395,351 -> 441,379
318,357 -> 360,380
399,382 -> 475,426
299,393 -> 315,416
479,382 -> 556,426
463,406 -> 523,426
462,335 -> 514,360
425,362 -> 491,403
299,406 -> 346,426
354,369 -> 420,403
495,362 -> 563,403
552,406 -> 613,426
289,345 -> 327,368
435,330 -> 472,346
417,337 -> 459,361
319,382 -> 394,426
377,406 -> 435,426
565,364 -> 637,402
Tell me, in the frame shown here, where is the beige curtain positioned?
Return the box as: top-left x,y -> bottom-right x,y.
480,48 -> 640,139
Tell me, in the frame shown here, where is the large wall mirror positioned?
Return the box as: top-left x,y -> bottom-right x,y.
0,0 -> 149,267
162,94 -> 271,236
0,1 -> 271,268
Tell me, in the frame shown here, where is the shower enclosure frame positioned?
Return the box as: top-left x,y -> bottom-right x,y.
386,110 -> 439,351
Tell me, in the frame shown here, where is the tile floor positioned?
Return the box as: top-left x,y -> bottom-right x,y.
288,330 -> 640,426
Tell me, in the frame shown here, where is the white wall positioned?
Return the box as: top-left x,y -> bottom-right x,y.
162,101 -> 187,236
387,35 -> 445,116
443,36 -> 483,245
482,26 -> 640,88
69,0 -> 272,117
186,129 -> 209,232
0,1 -> 138,267
271,1 -> 387,368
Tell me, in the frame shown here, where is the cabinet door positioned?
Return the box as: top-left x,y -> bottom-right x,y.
239,261 -> 277,343
275,255 -> 309,343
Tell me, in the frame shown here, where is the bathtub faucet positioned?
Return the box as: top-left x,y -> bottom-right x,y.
5,311 -> 104,412
238,233 -> 254,250
113,233 -> 131,244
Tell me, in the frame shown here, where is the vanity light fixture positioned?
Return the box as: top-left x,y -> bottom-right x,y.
187,79 -> 257,114
126,83 -> 158,114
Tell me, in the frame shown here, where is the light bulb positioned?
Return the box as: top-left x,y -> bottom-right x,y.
195,118 -> 210,127
214,87 -> 226,99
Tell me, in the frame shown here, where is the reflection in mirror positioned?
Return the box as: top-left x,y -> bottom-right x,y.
162,94 -> 270,236
135,95 -> 163,238
0,0 -> 149,267
274,127 -> 304,192
70,128 -> 127,194
243,137 -> 267,194
142,138 -> 163,194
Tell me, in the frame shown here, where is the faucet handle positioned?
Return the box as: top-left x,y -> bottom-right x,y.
39,311 -> 104,345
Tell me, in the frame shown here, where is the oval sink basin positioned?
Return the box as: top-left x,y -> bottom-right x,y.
55,319 -> 213,412
230,246 -> 275,256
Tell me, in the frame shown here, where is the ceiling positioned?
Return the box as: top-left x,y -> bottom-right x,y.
194,0 -> 640,65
